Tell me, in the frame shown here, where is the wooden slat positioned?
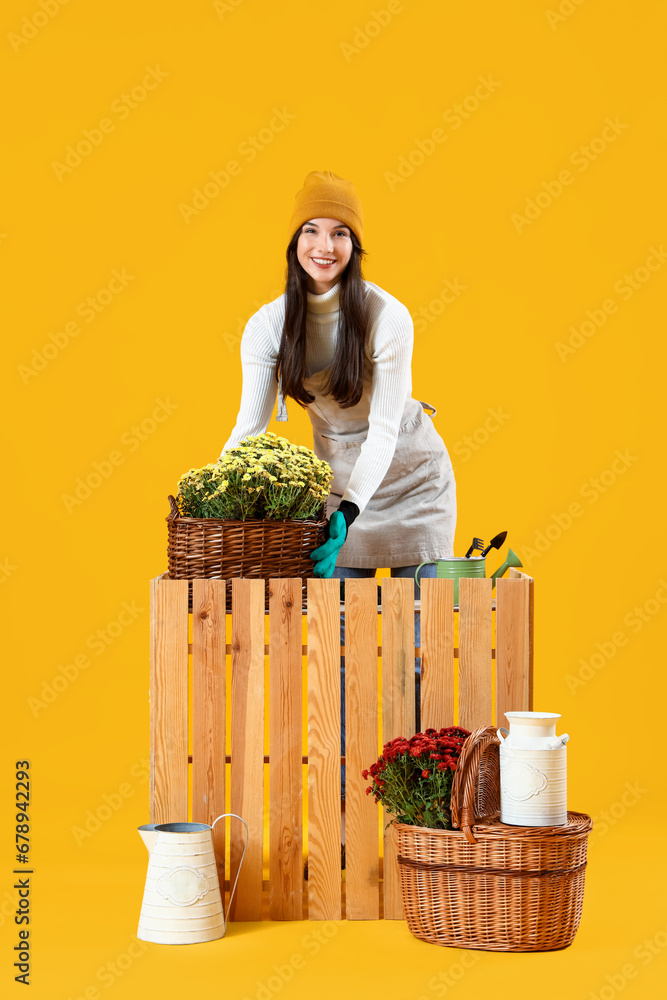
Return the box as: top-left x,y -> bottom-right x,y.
229,579 -> 265,921
420,578 -> 454,730
381,577 -> 415,920
510,568 -> 534,709
458,577 -> 493,730
269,579 -> 303,920
307,578 -> 341,920
192,580 -> 227,885
345,578 -> 380,920
150,578 -> 189,824
149,575 -> 158,822
496,577 -> 531,726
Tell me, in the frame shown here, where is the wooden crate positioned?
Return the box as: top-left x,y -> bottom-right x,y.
149,570 -> 533,921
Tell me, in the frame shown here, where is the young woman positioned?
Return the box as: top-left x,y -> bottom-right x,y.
220,169 -> 457,574
221,171 -> 457,815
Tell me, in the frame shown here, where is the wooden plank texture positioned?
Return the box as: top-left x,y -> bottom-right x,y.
192,579 -> 227,885
381,577 -> 415,920
269,579 -> 303,920
510,568 -> 534,710
149,575 -> 158,823
458,577 -> 493,730
345,578 -> 380,920
307,578 -> 341,921
496,577 -> 531,727
150,578 -> 189,824
229,579 -> 265,921
420,578 -> 454,731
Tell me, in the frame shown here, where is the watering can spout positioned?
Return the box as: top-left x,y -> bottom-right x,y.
490,548 -> 523,589
138,824 -> 159,852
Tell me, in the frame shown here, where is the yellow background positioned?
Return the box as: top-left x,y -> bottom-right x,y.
2,0 -> 666,996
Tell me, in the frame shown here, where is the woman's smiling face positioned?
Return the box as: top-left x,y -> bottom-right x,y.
296,218 -> 353,293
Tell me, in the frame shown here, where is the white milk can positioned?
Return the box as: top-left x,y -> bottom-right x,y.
137,814 -> 248,945
497,712 -> 569,827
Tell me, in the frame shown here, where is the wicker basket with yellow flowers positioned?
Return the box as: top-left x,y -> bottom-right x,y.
167,433 -> 333,610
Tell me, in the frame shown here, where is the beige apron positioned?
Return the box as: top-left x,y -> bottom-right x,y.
278,362 -> 456,568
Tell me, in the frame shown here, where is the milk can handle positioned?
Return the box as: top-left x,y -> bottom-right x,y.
211,813 -> 249,923
496,727 -> 509,743
414,561 -> 435,588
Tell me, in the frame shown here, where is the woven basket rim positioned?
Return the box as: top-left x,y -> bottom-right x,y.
393,810 -> 593,839
167,513 -> 328,525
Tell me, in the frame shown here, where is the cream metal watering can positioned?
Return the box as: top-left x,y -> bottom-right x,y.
414,550 -> 523,604
137,814 -> 248,945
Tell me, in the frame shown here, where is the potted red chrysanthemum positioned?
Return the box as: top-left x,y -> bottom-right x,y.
363,727 -> 471,830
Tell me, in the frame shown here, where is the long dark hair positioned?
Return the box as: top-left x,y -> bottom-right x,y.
276,228 -> 370,409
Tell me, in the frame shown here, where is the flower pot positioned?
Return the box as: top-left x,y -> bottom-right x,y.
166,496 -> 327,611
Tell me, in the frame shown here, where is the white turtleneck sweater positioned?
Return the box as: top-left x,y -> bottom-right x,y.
221,279 -> 414,514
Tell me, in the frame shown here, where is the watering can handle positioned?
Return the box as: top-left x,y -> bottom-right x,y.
496,727 -> 509,743
211,813 -> 249,923
414,561 -> 435,588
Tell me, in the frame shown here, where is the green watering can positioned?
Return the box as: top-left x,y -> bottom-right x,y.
414,550 -> 523,604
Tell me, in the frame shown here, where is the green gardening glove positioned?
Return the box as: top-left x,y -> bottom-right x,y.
310,511 -> 347,579
309,501 -> 360,579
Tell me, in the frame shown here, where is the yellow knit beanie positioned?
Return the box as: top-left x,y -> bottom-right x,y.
287,170 -> 364,245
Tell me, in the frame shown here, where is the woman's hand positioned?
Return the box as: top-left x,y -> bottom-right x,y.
309,501 -> 359,578
310,511 -> 347,578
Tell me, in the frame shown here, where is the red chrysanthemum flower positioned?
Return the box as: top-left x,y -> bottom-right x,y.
362,726 -> 471,829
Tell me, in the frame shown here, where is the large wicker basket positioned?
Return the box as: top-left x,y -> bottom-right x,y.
395,726 -> 592,952
166,495 -> 328,611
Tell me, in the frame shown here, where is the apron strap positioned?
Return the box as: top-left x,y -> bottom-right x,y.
276,372 -> 288,422
419,399 -> 437,418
